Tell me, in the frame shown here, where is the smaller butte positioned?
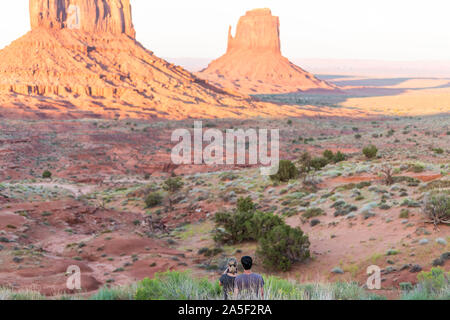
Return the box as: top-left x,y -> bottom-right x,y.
199,8 -> 337,95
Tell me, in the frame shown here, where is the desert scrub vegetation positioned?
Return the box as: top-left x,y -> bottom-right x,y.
422,192 -> 450,226
323,150 -> 347,164
42,170 -> 52,179
5,270 -> 449,300
133,271 -> 385,300
270,160 -> 299,182
214,197 -> 310,271
362,145 -> 378,159
90,285 -> 137,300
302,208 -> 325,219
163,177 -> 184,211
257,224 -> 310,271
135,271 -> 220,300
402,268 -> 450,300
144,191 -> 163,208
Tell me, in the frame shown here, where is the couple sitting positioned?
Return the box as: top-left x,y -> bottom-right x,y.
219,256 -> 264,300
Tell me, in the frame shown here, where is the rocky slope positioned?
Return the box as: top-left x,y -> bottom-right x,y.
199,8 -> 336,95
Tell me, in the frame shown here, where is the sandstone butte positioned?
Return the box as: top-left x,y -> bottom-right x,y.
0,2 -> 366,120
199,8 -> 337,95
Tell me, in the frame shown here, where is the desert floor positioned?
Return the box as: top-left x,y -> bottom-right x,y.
0,76 -> 449,299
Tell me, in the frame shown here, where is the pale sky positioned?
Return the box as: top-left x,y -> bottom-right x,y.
1,0 -> 450,61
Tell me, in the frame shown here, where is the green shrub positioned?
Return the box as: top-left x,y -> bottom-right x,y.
333,151 -> 347,163
214,209 -> 283,244
302,208 -> 325,219
42,170 -> 52,179
310,157 -> 329,171
417,268 -> 449,293
423,193 -> 450,226
362,145 -> 378,159
322,150 -> 347,164
402,267 -> 450,300
90,285 -> 136,300
145,192 -> 163,208
323,150 -> 334,161
410,163 -> 425,173
257,224 -> 310,272
399,209 -> 409,219
237,196 -> 255,213
270,160 -> 299,182
214,210 -> 255,243
214,201 -> 310,271
163,177 -> 184,210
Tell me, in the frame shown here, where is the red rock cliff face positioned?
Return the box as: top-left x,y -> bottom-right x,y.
227,8 -> 280,54
199,8 -> 336,94
29,0 -> 135,38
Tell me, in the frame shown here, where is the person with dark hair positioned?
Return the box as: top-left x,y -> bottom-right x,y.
234,256 -> 264,299
219,257 -> 238,300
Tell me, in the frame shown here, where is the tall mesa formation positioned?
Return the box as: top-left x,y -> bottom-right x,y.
199,8 -> 336,94
29,0 -> 135,38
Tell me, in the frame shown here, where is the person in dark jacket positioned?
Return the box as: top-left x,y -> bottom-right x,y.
219,257 -> 238,300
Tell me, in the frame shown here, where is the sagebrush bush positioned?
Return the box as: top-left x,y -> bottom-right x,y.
42,170 -> 52,179
333,151 -> 347,163
135,271 -> 220,300
145,192 -> 163,208
422,193 -> 450,226
323,150 -> 347,164
270,160 -> 299,182
310,157 -> 329,170
90,285 -> 136,300
302,208 -> 325,219
362,145 -> 378,159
